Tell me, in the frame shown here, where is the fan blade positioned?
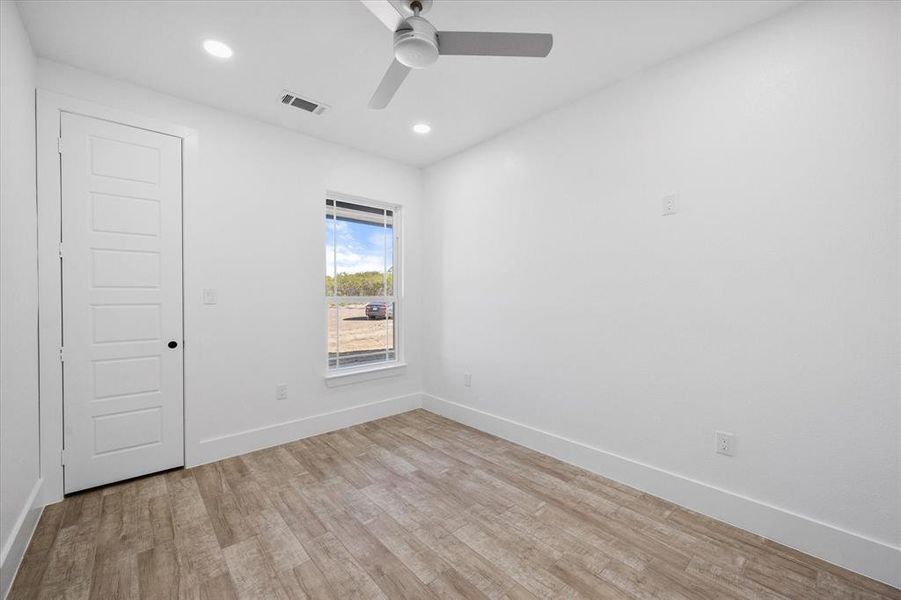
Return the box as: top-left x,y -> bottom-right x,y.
368,59 -> 412,109
360,0 -> 408,31
437,31 -> 553,57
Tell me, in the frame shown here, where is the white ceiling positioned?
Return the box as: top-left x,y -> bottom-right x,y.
18,0 -> 799,167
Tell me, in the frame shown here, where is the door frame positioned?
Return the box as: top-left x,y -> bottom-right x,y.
37,90 -> 198,504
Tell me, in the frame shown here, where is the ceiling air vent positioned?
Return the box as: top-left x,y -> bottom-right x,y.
280,90 -> 329,115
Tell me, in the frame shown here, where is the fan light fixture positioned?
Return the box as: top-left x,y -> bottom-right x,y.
394,16 -> 439,69
203,39 -> 233,59
361,0 -> 553,109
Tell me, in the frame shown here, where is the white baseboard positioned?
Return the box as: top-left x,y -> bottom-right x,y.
1,478 -> 44,600
421,394 -> 901,589
189,393 -> 424,467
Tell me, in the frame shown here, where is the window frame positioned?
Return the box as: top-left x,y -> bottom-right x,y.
324,192 -> 403,379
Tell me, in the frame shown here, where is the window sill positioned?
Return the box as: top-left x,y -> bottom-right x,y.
325,362 -> 407,387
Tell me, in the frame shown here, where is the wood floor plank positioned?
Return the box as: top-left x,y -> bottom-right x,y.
137,541 -> 180,600
549,556 -> 630,600
683,557 -> 790,600
12,409 -> 900,599
239,446 -> 307,490
500,583 -> 541,600
221,537 -> 289,600
212,462 -> 313,576
167,476 -> 229,589
95,488 -> 154,558
302,531 -> 388,600
268,481 -> 329,545
7,502 -> 66,600
283,437 -> 333,483
276,559 -> 336,600
192,462 -> 252,549
453,520 -> 573,599
526,502 -> 652,572
599,559 -> 697,600
360,511 -> 452,585
36,490 -> 103,600
37,524 -> 97,600
147,492 -> 175,547
491,505 -> 613,578
613,503 -> 748,571
740,551 -> 817,598
427,533 -> 520,599
427,568 -> 492,599
315,507 -> 437,599
198,573 -> 240,600
88,551 -> 139,600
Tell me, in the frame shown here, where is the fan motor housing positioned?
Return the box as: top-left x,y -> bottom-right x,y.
394,15 -> 438,69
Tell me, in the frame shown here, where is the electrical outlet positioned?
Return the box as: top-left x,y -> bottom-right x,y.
463,373 -> 472,387
662,194 -> 679,216
715,431 -> 734,456
276,384 -> 288,401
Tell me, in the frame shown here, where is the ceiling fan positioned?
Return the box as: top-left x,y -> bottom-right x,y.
361,0 -> 553,109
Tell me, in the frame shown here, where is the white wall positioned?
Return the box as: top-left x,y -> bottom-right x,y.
0,0 -> 42,594
0,2 -> 41,597
36,60 -> 424,472
423,0 -> 900,584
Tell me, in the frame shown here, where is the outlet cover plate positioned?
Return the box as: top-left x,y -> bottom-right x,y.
715,431 -> 734,456
662,194 -> 679,216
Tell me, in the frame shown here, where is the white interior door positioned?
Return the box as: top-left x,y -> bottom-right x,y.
61,112 -> 184,494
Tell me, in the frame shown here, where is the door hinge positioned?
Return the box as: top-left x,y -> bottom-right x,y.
59,346 -> 65,362
58,242 -> 63,258
60,448 -> 69,466
58,137 -> 63,154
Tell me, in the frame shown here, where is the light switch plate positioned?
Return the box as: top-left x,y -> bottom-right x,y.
202,288 -> 218,305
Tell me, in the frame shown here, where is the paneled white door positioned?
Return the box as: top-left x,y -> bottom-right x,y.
61,112 -> 184,494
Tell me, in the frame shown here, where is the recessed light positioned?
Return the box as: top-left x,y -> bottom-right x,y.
203,39 -> 233,59
413,123 -> 431,134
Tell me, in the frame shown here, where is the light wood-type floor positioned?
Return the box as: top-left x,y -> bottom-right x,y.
10,409 -> 900,599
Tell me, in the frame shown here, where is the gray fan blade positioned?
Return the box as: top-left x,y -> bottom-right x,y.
360,0 -> 408,31
438,31 -> 553,57
369,59 -> 412,109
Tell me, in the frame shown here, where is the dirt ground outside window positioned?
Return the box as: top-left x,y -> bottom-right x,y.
327,304 -> 395,357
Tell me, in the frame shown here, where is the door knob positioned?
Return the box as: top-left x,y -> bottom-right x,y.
168,341 -> 178,349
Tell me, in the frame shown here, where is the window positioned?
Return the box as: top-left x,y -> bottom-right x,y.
326,196 -> 399,372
